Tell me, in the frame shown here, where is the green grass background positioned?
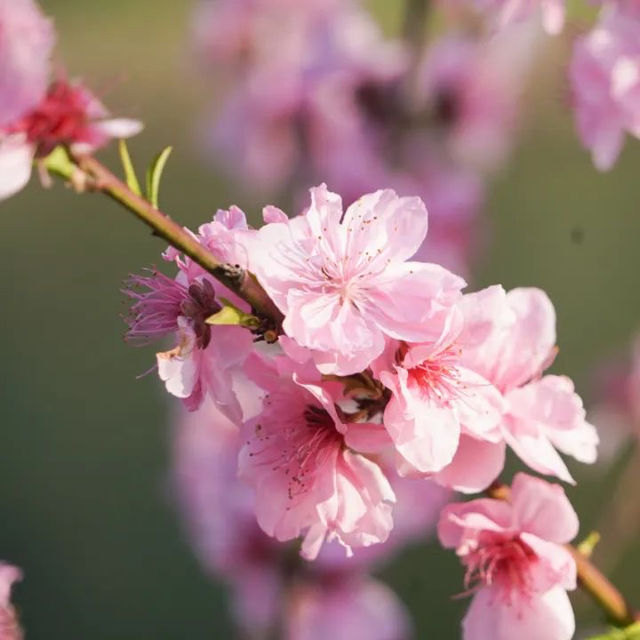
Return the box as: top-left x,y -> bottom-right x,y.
0,1 -> 638,637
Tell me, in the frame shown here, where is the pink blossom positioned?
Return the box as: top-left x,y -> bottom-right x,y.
239,352 -> 395,560
174,396 -> 283,636
373,313 -> 504,477
0,80 -> 142,200
248,185 -> 465,376
569,6 -> 640,170
459,286 -> 598,482
0,0 -> 54,128
473,0 -> 566,34
286,575 -> 411,640
125,208 -> 254,419
438,473 -> 578,640
0,563 -> 22,640
174,390 -> 414,638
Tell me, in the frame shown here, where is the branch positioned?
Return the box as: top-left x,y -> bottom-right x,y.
488,483 -> 639,627
72,153 -> 284,331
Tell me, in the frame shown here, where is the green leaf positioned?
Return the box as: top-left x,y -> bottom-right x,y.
42,146 -> 75,180
587,622 -> 640,640
118,139 -> 142,196
145,146 -> 172,209
205,298 -> 260,329
577,530 -> 601,558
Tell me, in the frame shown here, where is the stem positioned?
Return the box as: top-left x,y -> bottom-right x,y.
402,0 -> 429,53
73,153 -> 284,330
488,483 -> 639,627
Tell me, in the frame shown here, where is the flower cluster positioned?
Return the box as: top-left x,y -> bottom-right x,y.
0,0 -> 141,201
192,0 -> 538,274
127,184 -> 598,640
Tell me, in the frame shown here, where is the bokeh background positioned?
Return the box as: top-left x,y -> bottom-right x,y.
0,1 -> 638,637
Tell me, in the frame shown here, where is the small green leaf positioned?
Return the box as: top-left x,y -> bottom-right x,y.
42,146 -> 75,180
145,146 -> 173,209
118,139 -> 142,196
205,298 -> 260,329
587,622 -> 640,640
577,531 -> 601,558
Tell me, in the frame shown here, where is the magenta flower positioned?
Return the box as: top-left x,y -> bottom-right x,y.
125,208 -> 254,419
439,473 -> 578,640
0,0 -> 54,128
459,286 -> 599,482
0,80 -> 142,200
239,352 -> 395,560
0,563 -> 22,640
249,185 -> 465,376
569,5 -> 640,170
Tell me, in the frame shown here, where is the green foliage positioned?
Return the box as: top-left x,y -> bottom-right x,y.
145,146 -> 172,209
587,622 -> 640,640
206,298 -> 260,329
42,146 -> 75,180
118,140 -> 142,196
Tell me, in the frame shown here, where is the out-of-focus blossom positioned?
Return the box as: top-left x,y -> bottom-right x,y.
125,208 -> 253,419
472,0 -> 566,34
459,285 -> 598,483
174,392 -> 423,638
589,331 -> 640,463
0,563 -> 22,640
439,473 -> 578,640
0,80 -> 142,200
569,5 -> 640,170
239,352 -> 395,560
248,185 -> 465,376
0,0 -> 54,128
286,575 -> 411,640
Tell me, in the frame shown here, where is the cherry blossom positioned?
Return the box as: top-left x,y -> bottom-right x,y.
239,352 -> 395,560
248,185 -> 465,376
569,5 -> 640,170
0,80 -> 142,200
439,473 -> 578,640
125,207 -> 254,419
459,285 -> 598,482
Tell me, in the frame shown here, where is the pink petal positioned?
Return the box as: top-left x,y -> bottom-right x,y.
0,135 -> 34,200
462,584 -> 575,640
434,436 -> 506,493
510,473 -> 579,544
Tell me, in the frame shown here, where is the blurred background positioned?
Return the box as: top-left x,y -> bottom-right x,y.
0,0 -> 638,637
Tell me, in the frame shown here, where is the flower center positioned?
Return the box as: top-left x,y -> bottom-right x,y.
124,271 -> 220,349
405,343 -> 464,407
5,81 -> 93,156
462,537 -> 537,598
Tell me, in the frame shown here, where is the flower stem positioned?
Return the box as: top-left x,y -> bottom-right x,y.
488,483 -> 639,627
72,152 -> 284,330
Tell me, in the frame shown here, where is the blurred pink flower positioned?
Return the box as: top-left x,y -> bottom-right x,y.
569,5 -> 640,170
0,0 -> 54,128
125,207 -> 254,419
239,352 -> 395,560
0,80 -> 142,200
459,285 -> 598,482
286,575 -> 412,640
0,563 -> 22,640
439,473 -> 578,640
473,0 -> 565,34
248,185 -> 465,376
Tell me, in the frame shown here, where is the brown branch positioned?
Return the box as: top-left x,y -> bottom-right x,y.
488,483 -> 639,627
73,153 -> 284,331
